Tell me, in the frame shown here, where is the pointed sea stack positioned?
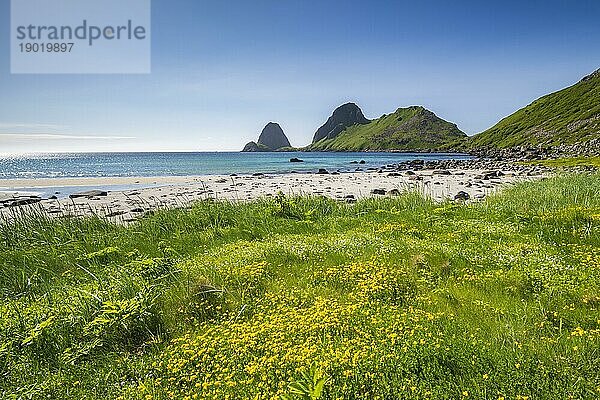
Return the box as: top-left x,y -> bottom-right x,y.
242,122 -> 291,152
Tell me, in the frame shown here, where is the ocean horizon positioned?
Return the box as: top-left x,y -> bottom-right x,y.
0,151 -> 474,180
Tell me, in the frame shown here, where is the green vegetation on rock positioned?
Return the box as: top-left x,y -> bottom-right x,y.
471,69 -> 600,149
308,106 -> 467,151
1,174 -> 600,398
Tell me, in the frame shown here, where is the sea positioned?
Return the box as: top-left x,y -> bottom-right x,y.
0,152 -> 473,179
0,152 -> 473,198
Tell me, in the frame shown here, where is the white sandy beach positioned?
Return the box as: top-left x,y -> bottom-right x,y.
0,167 -> 543,223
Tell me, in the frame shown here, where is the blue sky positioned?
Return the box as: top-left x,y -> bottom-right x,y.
1,0 -> 599,153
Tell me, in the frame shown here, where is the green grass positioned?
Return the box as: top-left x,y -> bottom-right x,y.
1,176 -> 600,399
470,70 -> 600,148
523,156 -> 600,169
308,106 -> 467,151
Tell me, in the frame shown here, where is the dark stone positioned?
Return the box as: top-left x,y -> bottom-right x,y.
454,191 -> 471,201
388,189 -> 401,196
69,190 -> 108,199
289,158 -> 304,163
371,188 -> 387,195
5,197 -> 42,207
106,210 -> 126,217
359,160 -> 366,164
131,207 -> 144,213
433,170 -> 452,175
317,168 -> 329,174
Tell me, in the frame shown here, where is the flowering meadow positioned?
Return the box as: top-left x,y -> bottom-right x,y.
1,174 -> 599,399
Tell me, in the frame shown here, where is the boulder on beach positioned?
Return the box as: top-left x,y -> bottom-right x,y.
3,197 -> 42,207
69,190 -> 108,199
454,191 -> 471,201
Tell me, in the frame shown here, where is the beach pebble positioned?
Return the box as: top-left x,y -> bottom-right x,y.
371,188 -> 387,195
454,191 -> 471,201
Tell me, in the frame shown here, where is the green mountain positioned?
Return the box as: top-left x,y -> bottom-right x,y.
471,69 -> 600,149
307,105 -> 467,151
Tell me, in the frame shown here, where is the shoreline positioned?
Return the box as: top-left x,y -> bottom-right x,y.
0,175 -> 217,190
0,159 -> 549,224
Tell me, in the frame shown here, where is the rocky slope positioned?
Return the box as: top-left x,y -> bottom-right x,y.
470,68 -> 600,151
312,103 -> 370,143
242,122 -> 291,152
307,105 -> 467,151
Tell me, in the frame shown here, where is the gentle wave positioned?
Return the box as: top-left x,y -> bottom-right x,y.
0,151 -> 473,179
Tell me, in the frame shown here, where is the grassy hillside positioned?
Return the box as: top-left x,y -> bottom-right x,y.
471,69 -> 600,148
2,175 -> 600,399
308,106 -> 467,151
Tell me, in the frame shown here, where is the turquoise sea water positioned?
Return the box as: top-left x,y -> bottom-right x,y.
0,152 -> 472,180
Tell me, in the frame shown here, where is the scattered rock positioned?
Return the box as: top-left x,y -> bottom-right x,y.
106,210 -> 126,218
69,190 -> 108,199
387,189 -> 401,196
290,158 -> 304,163
317,168 -> 329,174
5,197 -> 42,207
371,188 -> 387,195
454,191 -> 471,201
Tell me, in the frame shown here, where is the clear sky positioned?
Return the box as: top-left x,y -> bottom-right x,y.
1,0 -> 599,153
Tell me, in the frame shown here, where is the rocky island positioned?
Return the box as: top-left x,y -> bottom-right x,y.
242,122 -> 292,152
